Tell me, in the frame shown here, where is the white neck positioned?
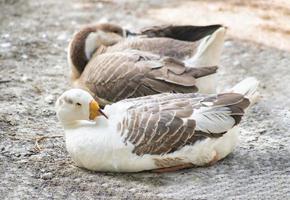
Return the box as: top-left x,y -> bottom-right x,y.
85,32 -> 102,60
61,117 -> 110,130
60,120 -> 82,129
85,30 -> 123,60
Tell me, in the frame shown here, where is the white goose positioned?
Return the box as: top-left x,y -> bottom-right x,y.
55,78 -> 259,172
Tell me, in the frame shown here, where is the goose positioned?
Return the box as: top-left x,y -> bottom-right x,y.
67,23 -> 226,106
55,77 -> 259,172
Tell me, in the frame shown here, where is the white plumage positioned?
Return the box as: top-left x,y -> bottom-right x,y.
56,78 -> 258,172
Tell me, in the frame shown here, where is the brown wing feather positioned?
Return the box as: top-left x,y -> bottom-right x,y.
79,51 -> 217,105
118,92 -> 250,156
98,24 -> 223,60
107,37 -> 199,60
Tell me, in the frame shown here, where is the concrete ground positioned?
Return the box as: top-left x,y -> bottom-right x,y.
0,0 -> 289,199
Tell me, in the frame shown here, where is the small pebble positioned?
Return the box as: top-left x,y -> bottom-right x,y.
45,95 -> 54,104
15,153 -> 21,157
53,65 -> 62,70
8,119 -> 17,126
242,53 -> 249,58
19,37 -> 26,41
21,75 -> 32,82
1,43 -> 11,48
41,172 -> 53,180
98,17 -> 108,23
101,183 -> 109,187
70,20 -> 77,25
2,34 -> 10,38
57,33 -> 67,41
29,154 -> 44,161
96,3 -> 103,9
21,54 -> 28,59
233,60 -> 240,66
224,41 -> 233,47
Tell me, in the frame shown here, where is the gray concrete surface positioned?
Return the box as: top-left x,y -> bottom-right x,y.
0,0 -> 289,199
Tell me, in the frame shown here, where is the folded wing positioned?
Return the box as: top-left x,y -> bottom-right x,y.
117,92 -> 250,156
79,50 -> 217,105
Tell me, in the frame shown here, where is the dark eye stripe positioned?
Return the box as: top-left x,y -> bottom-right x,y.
64,97 -> 73,104
76,102 -> 82,106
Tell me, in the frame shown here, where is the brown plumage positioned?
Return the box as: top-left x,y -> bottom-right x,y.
79,50 -> 217,105
118,92 -> 250,156
68,23 -> 225,105
103,37 -> 199,60
68,24 -> 125,79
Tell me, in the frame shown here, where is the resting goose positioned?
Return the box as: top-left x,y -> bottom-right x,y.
67,23 -> 226,106
55,77 -> 259,172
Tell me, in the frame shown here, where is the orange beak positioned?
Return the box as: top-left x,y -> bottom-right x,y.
89,100 -> 108,120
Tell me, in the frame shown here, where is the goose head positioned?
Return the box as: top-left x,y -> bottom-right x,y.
55,89 -> 108,125
68,23 -> 132,80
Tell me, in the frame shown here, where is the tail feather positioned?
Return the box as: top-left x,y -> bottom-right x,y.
184,26 -> 226,67
182,26 -> 226,94
140,24 -> 223,42
229,77 -> 260,105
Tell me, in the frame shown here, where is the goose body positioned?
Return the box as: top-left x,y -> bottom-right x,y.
56,78 -> 259,172
68,23 -> 226,106
78,50 -> 218,105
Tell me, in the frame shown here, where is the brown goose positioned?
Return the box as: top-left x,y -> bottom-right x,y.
67,23 -> 226,106
55,77 -> 259,172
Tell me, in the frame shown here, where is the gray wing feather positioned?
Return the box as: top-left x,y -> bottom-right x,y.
119,93 -> 250,156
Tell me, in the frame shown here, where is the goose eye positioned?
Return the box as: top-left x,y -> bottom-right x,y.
76,102 -> 82,106
112,30 -> 120,34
